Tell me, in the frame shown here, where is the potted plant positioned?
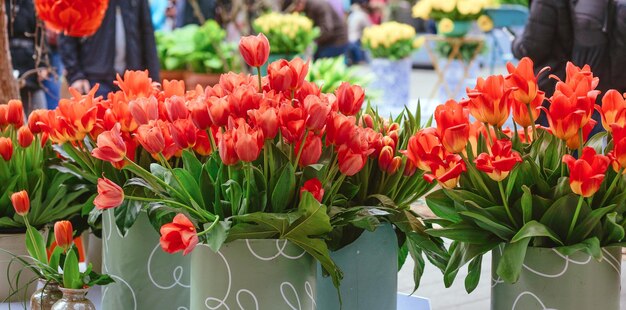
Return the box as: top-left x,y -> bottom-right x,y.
315,102 -> 449,310
36,73 -> 200,310
8,192 -> 113,309
253,12 -> 320,74
362,22 -> 423,108
412,0 -> 494,37
0,100 -> 90,301
423,58 -> 624,309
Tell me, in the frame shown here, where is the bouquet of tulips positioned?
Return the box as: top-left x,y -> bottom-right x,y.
252,12 -> 320,55
421,57 -> 626,291
8,191 -> 112,293
362,22 -> 423,60
0,100 -> 89,232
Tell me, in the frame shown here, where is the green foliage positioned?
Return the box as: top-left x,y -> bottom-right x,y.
307,56 -> 372,93
435,41 -> 487,63
253,12 -> 320,54
156,20 -> 240,73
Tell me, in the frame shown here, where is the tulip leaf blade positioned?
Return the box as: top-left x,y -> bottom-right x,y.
25,226 -> 47,264
496,237 -> 530,283
425,189 -> 462,222
521,186 -> 533,224
270,164 -> 296,213
603,212 -> 625,244
569,205 -> 616,244
556,237 -> 602,260
511,220 -> 563,245
182,150 -> 203,181
63,248 -> 82,289
464,255 -> 482,294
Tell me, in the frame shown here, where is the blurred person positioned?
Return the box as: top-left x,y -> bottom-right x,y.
6,0 -> 47,114
150,0 -> 170,31
175,0 -> 217,27
59,0 -> 160,97
283,0 -> 349,60
368,0 -> 386,24
43,26 -> 63,109
346,0 -> 370,64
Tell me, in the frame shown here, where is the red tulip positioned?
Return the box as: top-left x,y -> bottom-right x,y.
361,114 -> 374,128
466,75 -> 511,127
248,107 -> 279,139
403,159 -> 417,177
337,144 -> 368,176
296,132 -> 322,167
129,96 -> 159,125
165,96 -> 189,122
563,147 -> 610,197
543,93 -> 589,141
208,97 -> 231,127
92,124 -> 127,164
239,33 -> 270,68
170,119 -> 198,149
159,214 -> 199,256
217,129 -> 239,165
378,145 -> 394,172
423,154 -> 466,189
7,99 -> 24,127
0,105 -> 8,127
135,121 -> 167,155
598,89 -> 626,132
435,100 -> 470,154
404,128 -> 445,172
218,72 -> 255,94
610,124 -> 626,170
193,129 -> 214,156
267,58 -> 309,92
34,0 -> 108,37
188,98 -> 212,130
505,57 -> 544,105
326,112 -> 357,146
278,104 -> 306,144
475,139 -> 522,181
54,221 -> 73,252
295,81 -> 321,104
512,90 -> 544,128
565,118 -> 596,150
233,121 -> 264,162
550,62 -> 598,129
300,178 -> 324,202
0,137 -> 13,161
304,94 -> 332,132
335,82 -> 365,116
27,109 -> 48,134
17,126 -> 34,148
10,190 -> 29,216
94,177 -> 124,210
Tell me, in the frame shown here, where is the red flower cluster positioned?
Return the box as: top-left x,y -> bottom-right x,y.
35,0 -> 109,37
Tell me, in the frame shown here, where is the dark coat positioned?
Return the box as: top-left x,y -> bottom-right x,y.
59,0 -> 160,86
6,0 -> 39,91
512,0 -> 573,97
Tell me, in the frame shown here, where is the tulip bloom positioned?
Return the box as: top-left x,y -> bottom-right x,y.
435,100 -> 470,154
159,214 -> 199,256
135,121 -> 166,155
512,91 -> 544,128
335,82 -> 365,116
278,104 -> 306,144
466,75 -> 511,127
475,139 -> 522,181
233,122 -> 264,162
248,107 -> 279,140
129,96 -> 159,125
610,124 -> 626,170
300,178 -> 325,202
423,154 -> 466,189
208,97 -> 231,127
92,124 -> 127,164
94,177 -> 125,210
337,144 -> 368,176
505,57 -> 544,105
326,112 -> 357,146
6,100 -> 25,127
115,70 -> 154,100
598,89 -> 626,132
17,126 -> 34,148
296,132 -> 322,167
267,58 -> 309,92
188,99 -> 212,130
304,95 -> 332,132
404,128 -> 445,172
193,129 -> 214,156
239,33 -> 270,67
0,104 -> 8,127
217,129 -> 239,165
543,94 -> 589,141
563,147 -> 610,197
54,221 -> 74,252
34,0 -> 108,37
10,190 -> 29,216
0,137 -> 13,161
170,119 -> 198,149
565,119 -> 596,150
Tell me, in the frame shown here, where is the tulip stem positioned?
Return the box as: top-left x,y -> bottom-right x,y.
599,169 -> 623,207
159,153 -> 197,207
512,121 -> 520,143
567,195 -> 585,242
256,67 -> 263,93
498,181 -> 518,228
578,129 -> 584,156
206,129 -> 217,153
484,122 -> 493,148
197,216 -> 220,236
525,102 -> 536,141
294,129 -> 309,168
125,195 -> 213,221
523,126 -> 530,144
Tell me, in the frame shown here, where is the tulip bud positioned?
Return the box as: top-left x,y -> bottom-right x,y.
165,96 -> 189,122
10,190 -> 29,216
0,105 -> 8,127
386,156 -> 402,174
27,109 -> 47,134
378,146 -> 394,172
335,82 -> 365,116
388,130 -> 399,146
382,136 -> 396,150
94,178 -> 125,210
7,100 -> 24,127
54,221 -> 73,252
17,126 -> 34,148
159,214 -> 199,255
362,114 -> 374,128
403,159 -> 417,177
0,137 -> 13,161
135,121 -> 166,155
189,99 -> 212,130
387,123 -> 400,133
239,33 -> 270,68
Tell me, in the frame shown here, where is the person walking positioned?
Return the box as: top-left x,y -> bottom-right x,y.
59,0 -> 160,97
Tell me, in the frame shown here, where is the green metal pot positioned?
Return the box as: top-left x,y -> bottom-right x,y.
316,223 -> 398,310
190,239 -> 316,310
492,246 -> 621,310
441,20 -> 472,38
101,211 -> 190,310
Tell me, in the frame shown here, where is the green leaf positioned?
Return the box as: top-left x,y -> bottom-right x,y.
182,150 -> 203,180
114,200 -> 144,236
25,226 -> 47,264
602,212 -> 625,244
557,237 -> 602,259
496,238 -> 531,283
569,205 -> 616,243
426,224 -> 495,244
270,164 -> 296,213
204,221 -> 231,252
425,190 -> 462,222
464,256 -> 482,293
48,247 -> 64,272
444,242 -> 496,289
511,220 -> 563,246
520,186 -> 532,224
540,193 -> 585,241
63,248 -> 82,289
173,168 -> 204,207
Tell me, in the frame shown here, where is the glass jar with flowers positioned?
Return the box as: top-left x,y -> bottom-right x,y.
412,0 -> 495,37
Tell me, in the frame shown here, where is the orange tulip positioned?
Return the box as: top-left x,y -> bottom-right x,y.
10,190 -> 29,216
54,221 -> 73,252
435,100 -> 470,154
466,75 -> 511,127
162,80 -> 186,99
335,82 -> 365,116
27,109 -> 48,134
474,139 -> 522,181
17,126 -> 34,148
565,119 -> 596,150
94,177 -> 124,210
160,214 -> 198,256
7,100 -> 25,128
232,120 -> 264,162
135,121 -> 166,155
505,57 -> 545,105
170,119 -> 198,150
239,33 -> 270,68
543,93 -> 588,141
512,90 -> 544,128
207,97 -> 231,127
34,0 -> 108,37
129,96 -> 159,125
598,89 -> 626,132
92,124 -> 127,164
115,70 -> 154,100
56,86 -> 99,140
423,153 -> 466,189
403,128 -> 444,172
248,106 -> 279,140
610,124 -> 626,170
0,137 -> 13,161
563,147 -> 610,197
551,62 -> 598,127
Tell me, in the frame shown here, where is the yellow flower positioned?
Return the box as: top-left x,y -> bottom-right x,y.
413,36 -> 425,49
438,18 -> 455,34
457,0 -> 481,15
477,14 -> 494,32
412,0 -> 432,19
433,0 -> 456,13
